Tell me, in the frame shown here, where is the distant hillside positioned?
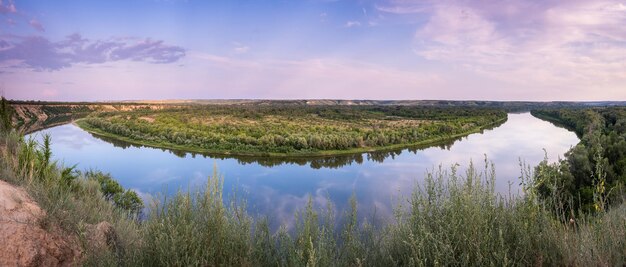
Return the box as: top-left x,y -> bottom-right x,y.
12,99 -> 626,107
8,99 -> 626,133
123,99 -> 626,111
10,103 -> 183,133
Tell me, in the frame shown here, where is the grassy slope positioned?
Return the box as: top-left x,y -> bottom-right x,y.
75,116 -> 508,157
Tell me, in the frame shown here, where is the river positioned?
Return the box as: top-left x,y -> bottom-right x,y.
27,112 -> 578,227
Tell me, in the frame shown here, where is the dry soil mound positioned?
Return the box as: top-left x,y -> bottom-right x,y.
0,180 -> 80,266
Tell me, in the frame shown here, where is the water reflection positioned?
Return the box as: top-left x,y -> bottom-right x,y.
27,113 -> 579,228
18,115 -> 76,134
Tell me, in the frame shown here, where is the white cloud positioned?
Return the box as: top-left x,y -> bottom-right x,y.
376,3 -> 428,14
345,21 -> 361,28
232,42 -> 250,54
319,12 -> 328,23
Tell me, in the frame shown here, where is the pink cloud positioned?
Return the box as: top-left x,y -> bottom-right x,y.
29,19 -> 45,32
377,0 -> 626,92
0,0 -> 17,14
0,34 -> 186,71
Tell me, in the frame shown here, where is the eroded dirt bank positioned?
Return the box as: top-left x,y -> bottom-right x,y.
0,180 -> 81,266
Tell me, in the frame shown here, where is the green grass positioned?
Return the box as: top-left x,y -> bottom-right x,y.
1,128 -> 625,266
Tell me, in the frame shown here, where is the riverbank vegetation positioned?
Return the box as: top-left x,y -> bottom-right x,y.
531,107 -> 626,213
78,105 -> 507,156
1,100 -> 625,266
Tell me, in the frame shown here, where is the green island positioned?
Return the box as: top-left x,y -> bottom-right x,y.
76,105 -> 507,157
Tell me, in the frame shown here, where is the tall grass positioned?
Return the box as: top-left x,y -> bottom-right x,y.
1,129 -> 625,266
139,172 -> 253,266
131,158 -> 625,266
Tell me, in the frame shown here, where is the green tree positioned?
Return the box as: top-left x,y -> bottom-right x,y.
0,97 -> 12,131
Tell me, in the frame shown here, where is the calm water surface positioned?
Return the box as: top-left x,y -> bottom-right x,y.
28,113 -> 578,226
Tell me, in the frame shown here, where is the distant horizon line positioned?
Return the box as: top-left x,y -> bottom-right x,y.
6,98 -> 626,104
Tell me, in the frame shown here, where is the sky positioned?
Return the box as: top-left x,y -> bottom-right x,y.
0,0 -> 625,101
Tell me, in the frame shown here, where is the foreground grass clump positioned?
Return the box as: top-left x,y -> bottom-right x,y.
140,173 -> 253,266
1,126 -> 625,266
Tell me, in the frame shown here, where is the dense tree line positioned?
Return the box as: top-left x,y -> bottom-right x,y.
80,105 -> 506,155
531,107 -> 626,212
